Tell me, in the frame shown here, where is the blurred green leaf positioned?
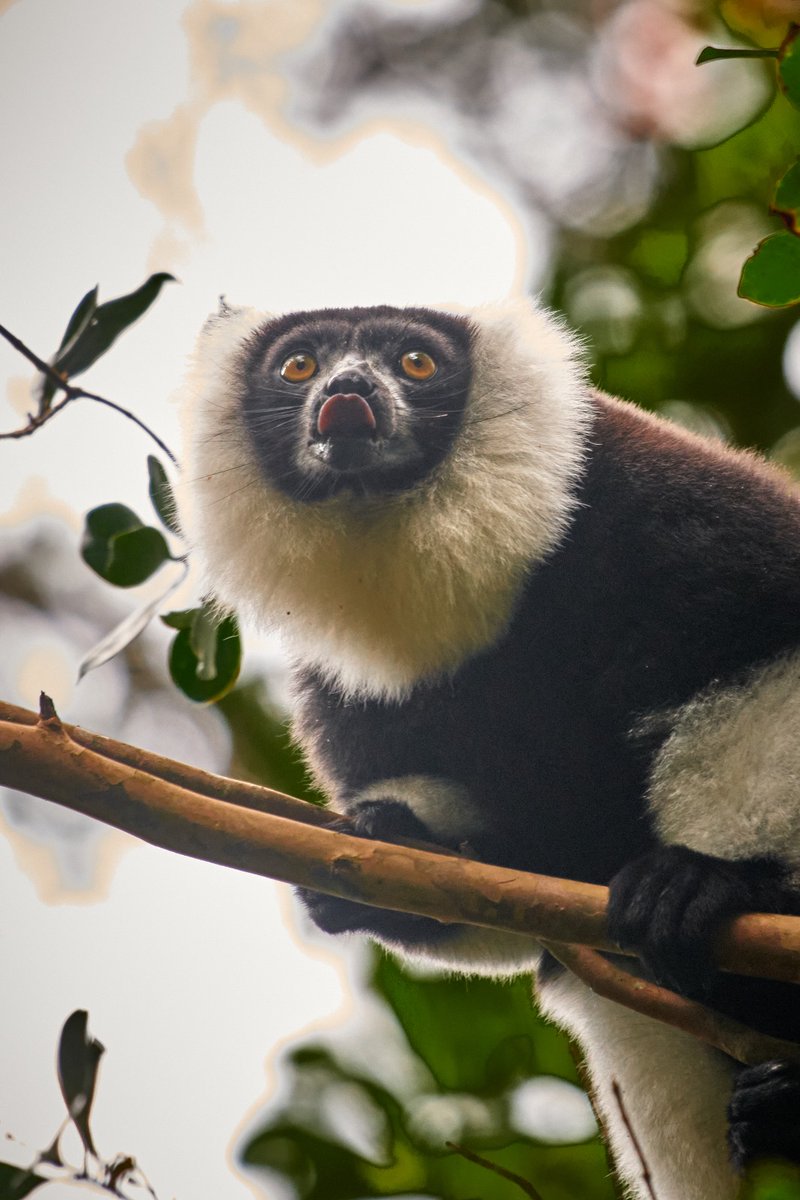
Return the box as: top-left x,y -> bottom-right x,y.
169,611 -> 241,702
738,230 -> 800,306
373,955 -> 575,1094
741,1157 -> 800,1198
242,981 -> 615,1200
57,1010 -> 104,1157
0,1165 -> 47,1199
147,454 -> 182,535
626,230 -> 688,287
779,25 -> 800,110
773,159 -> 800,232
81,503 -> 170,587
216,679 -> 327,804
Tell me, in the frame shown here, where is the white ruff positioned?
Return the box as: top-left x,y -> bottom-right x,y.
178,298 -> 590,699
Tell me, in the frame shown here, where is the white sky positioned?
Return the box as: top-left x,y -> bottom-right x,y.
0,1 -> 526,1196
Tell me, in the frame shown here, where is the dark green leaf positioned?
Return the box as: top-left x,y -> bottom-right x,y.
0,1164 -> 47,1199
103,526 -> 171,587
696,45 -> 779,65
81,503 -> 143,576
52,272 -> 176,381
779,25 -> 800,110
773,159 -> 800,233
169,612 -> 241,702
738,231 -> 800,306
81,504 -> 170,587
36,286 -> 99,411
57,1010 -> 104,1157
147,455 -> 182,535
57,285 -> 99,353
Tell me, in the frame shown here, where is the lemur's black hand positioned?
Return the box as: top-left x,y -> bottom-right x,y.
607,845 -> 789,996
728,1060 -> 800,1170
296,798 -> 454,946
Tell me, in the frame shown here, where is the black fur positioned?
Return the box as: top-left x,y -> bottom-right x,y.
728,1061 -> 800,1169
295,397 -> 800,888
281,378 -> 800,1172
296,396 -> 800,1041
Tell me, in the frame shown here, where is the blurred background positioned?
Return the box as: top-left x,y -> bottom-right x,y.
2,0 -> 800,1197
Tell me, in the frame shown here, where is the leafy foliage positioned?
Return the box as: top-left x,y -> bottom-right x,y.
164,604 -> 242,702
0,1164 -> 47,1199
699,24 -> 800,307
1,1012 -> 159,1198
147,455 -> 182,536
81,503 -> 171,588
740,231 -> 800,305
57,1009 -> 104,1156
242,955 -> 613,1200
36,274 -> 175,412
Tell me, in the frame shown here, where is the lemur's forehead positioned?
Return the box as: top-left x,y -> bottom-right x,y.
246,306 -> 474,370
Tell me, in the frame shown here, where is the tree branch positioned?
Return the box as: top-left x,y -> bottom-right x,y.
541,941 -> 800,1067
1,697 -> 798,1066
0,323 -> 177,464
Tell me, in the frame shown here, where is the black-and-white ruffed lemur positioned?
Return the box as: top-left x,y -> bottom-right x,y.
179,297 -> 800,1200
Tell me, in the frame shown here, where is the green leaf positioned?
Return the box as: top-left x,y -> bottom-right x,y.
81,503 -> 170,587
83,502 -> 143,539
779,25 -> 800,110
738,231 -> 800,306
696,45 -> 779,65
0,1164 -> 47,1199
56,285 -> 99,354
773,158 -> 800,233
742,1157 -> 800,1199
51,272 -> 176,381
373,955 -> 574,1094
169,611 -> 241,702
147,455 -> 182,535
57,1010 -> 104,1157
36,286 -> 100,411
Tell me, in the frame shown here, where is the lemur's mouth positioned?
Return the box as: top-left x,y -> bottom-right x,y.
310,390 -> 386,473
316,392 -> 377,438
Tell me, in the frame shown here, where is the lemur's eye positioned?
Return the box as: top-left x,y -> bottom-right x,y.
280,353 -> 318,383
400,350 -> 437,381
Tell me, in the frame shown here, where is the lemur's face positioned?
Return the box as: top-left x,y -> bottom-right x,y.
241,306 -> 474,502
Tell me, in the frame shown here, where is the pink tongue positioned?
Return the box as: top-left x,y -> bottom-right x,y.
317,393 -> 377,436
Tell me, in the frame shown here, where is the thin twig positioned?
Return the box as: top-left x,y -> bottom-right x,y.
611,1081 -> 658,1200
0,322 -> 177,463
540,941 -> 800,1067
445,1141 -> 545,1199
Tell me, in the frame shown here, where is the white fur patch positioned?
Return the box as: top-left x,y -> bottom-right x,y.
537,969 -> 738,1200
350,774 -> 486,844
178,298 -> 590,700
647,650 -> 800,868
383,925 -> 544,979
